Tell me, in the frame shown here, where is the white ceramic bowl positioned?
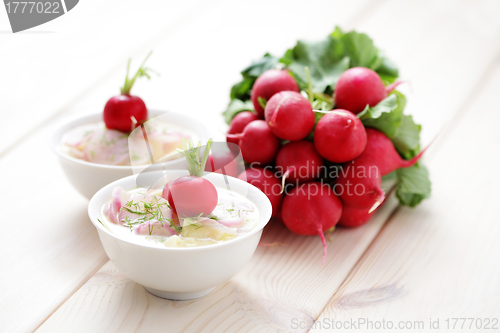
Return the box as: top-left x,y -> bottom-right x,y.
51,110 -> 214,199
88,170 -> 272,300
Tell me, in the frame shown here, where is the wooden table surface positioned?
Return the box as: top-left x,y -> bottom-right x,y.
1,0 -> 500,332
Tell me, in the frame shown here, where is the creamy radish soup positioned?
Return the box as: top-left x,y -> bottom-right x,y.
100,186 -> 259,248
61,121 -> 192,166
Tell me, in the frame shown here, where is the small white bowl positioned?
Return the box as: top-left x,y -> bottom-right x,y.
88,170 -> 272,300
51,110 -> 214,199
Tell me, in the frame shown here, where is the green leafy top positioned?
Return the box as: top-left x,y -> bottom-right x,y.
223,27 -> 400,123
358,92 -> 405,138
222,54 -> 278,121
223,99 -> 254,124
230,53 -> 278,101
282,27 -> 399,94
177,139 -> 213,177
120,51 -> 156,95
280,36 -> 348,93
395,165 -> 431,207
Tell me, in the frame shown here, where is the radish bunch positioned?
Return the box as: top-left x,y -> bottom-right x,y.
222,28 -> 432,264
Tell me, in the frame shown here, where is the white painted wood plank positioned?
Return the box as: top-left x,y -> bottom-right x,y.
311,57 -> 500,333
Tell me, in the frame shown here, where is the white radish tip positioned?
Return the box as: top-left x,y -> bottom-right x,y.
368,189 -> 386,213
280,167 -> 295,194
368,201 -> 381,214
280,176 -> 286,194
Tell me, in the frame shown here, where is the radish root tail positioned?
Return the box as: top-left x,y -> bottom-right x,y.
385,80 -> 403,94
369,188 -> 386,213
401,133 -> 438,168
226,133 -> 243,141
280,167 -> 296,194
317,225 -> 327,266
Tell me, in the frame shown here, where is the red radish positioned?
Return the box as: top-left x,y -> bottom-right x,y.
238,167 -> 282,217
314,109 -> 367,163
226,134 -> 240,147
205,154 -> 241,178
264,91 -> 315,141
281,182 -> 342,265
104,52 -> 154,132
162,139 -> 218,217
276,141 -> 323,186
204,143 -> 242,178
226,111 -> 258,146
228,111 -> 259,134
226,120 -> 280,165
335,67 -> 397,114
251,69 -> 299,117
335,160 -> 384,212
356,128 -> 430,176
338,205 -> 375,228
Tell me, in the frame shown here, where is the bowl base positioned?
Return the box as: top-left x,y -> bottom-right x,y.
144,286 -> 216,300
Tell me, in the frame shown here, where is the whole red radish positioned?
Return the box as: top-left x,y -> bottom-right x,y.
264,91 -> 315,141
205,142 -> 242,178
238,167 -> 282,217
276,141 -> 323,185
335,160 -> 385,212
162,139 -> 218,217
251,69 -> 299,117
281,182 -> 342,265
226,111 -> 259,146
228,111 -> 259,134
335,67 -> 391,114
356,128 -> 430,176
227,120 -> 280,165
314,109 -> 367,163
104,52 -> 154,132
338,205 -> 375,228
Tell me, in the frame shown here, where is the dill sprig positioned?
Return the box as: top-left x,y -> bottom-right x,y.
119,194 -> 179,233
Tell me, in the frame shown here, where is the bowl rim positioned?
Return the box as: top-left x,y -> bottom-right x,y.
88,170 -> 273,252
50,110 -> 208,170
